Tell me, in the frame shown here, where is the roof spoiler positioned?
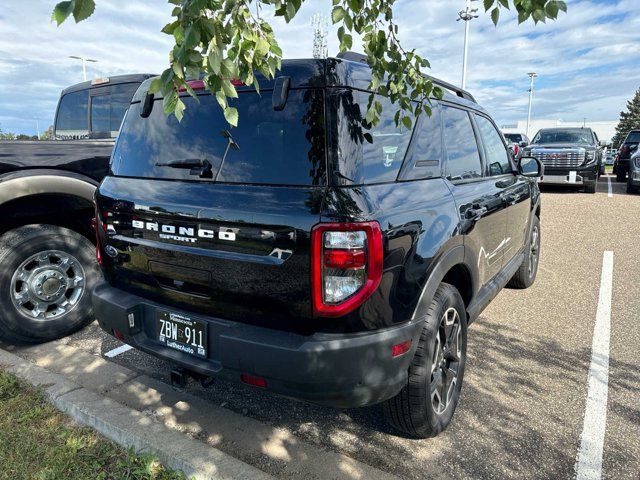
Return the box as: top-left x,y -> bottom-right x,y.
336,51 -> 476,104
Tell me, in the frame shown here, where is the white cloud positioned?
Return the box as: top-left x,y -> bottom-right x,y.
0,0 -> 638,134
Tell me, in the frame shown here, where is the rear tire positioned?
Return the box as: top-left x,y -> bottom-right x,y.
383,283 -> 467,438
507,216 -> 540,289
627,179 -> 638,194
617,170 -> 626,182
0,225 -> 100,344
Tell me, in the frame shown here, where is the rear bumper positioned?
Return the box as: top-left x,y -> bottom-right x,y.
92,281 -> 423,408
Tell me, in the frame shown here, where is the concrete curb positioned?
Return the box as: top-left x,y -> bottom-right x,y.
0,348 -> 274,480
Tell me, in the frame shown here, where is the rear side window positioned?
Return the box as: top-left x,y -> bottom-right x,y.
626,131 -> 640,143
112,89 -> 326,186
442,106 -> 482,181
475,115 -> 512,176
399,104 -> 443,180
55,90 -> 89,139
91,83 -> 140,138
331,90 -> 413,184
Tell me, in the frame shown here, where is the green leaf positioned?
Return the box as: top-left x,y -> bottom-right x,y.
51,1 -> 74,26
174,98 -> 186,122
332,7 -> 345,24
402,116 -> 413,130
491,7 -> 500,26
545,1 -> 559,19
72,0 -> 95,22
483,0 -> 493,11
208,49 -> 222,74
172,62 -> 184,79
224,106 -> 238,127
148,78 -> 163,94
221,79 -> 238,98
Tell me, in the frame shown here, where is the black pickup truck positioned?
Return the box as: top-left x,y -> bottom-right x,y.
0,73 -> 153,344
92,54 -> 543,437
523,127 -> 605,193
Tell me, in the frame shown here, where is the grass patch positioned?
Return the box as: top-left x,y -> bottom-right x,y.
0,370 -> 186,480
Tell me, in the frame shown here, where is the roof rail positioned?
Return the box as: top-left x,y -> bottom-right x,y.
336,51 -> 476,103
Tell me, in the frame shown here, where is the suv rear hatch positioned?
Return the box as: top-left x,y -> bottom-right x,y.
97,82 -> 327,333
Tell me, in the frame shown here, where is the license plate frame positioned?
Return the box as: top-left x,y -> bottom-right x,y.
156,310 -> 207,358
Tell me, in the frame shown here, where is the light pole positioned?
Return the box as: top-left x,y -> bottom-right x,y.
69,56 -> 98,81
34,118 -> 40,140
526,72 -> 537,138
457,0 -> 478,90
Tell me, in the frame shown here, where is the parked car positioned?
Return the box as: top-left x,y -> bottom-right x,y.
614,129 -> 640,182
522,127 -> 605,193
627,149 -> 640,194
0,73 -> 153,344
503,132 -> 530,158
92,54 -> 543,438
604,149 -> 616,166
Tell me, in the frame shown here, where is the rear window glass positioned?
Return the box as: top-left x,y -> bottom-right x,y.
331,90 -> 413,184
626,131 -> 640,143
504,133 -> 522,143
112,89 -> 326,186
91,83 -> 140,138
55,90 -> 89,139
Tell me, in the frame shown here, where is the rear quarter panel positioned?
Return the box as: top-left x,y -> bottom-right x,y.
319,178 -> 462,331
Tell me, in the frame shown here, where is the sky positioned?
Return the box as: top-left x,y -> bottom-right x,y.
0,0 -> 638,136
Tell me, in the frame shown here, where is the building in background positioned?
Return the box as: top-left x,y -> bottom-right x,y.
501,119 -> 617,143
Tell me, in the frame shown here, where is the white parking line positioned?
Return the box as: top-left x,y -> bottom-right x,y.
575,251 -> 613,480
607,177 -> 612,198
104,344 -> 133,358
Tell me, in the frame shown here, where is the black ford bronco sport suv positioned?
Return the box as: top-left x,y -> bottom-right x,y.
92,54 -> 543,438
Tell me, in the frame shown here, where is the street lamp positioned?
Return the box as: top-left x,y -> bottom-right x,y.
457,0 -> 478,90
34,117 -> 40,140
69,56 -> 98,81
526,72 -> 538,138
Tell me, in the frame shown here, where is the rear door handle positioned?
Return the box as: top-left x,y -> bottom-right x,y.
465,205 -> 488,220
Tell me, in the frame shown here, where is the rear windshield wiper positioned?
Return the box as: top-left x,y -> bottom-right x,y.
156,159 -> 213,179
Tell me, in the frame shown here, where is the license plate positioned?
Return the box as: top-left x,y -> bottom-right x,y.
156,310 -> 207,358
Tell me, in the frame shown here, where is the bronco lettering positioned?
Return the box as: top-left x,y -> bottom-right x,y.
131,220 -> 236,242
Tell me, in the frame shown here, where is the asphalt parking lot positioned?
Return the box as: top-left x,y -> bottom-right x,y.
4,174 -> 639,480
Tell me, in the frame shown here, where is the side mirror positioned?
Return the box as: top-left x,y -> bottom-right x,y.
518,156 -> 543,178
519,141 -> 529,147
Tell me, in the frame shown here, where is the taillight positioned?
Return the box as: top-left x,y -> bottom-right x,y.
311,222 -> 383,317
513,144 -> 519,156
178,79 -> 206,92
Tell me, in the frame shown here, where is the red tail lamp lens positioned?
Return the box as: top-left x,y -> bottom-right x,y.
323,249 -> 366,269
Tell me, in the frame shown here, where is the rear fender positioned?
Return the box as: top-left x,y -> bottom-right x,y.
411,245 -> 475,322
